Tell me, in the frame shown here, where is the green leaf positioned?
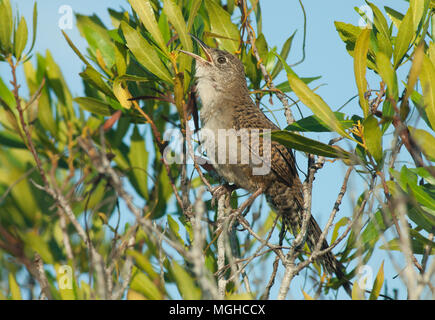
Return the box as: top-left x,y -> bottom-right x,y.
79,66 -> 115,100
8,273 -> 22,300
393,6 -> 414,68
171,261 -> 201,300
163,0 -> 192,53
21,232 -> 54,264
380,236 -> 435,255
167,215 -> 184,244
0,131 -> 26,148
128,0 -> 168,55
163,0 -> 192,87
130,266 -> 163,300
275,53 -> 353,140
128,126 -> 149,199
367,2 -> 390,41
369,261 -> 384,300
363,115 -> 383,163
351,280 -> 365,300
409,127 -> 435,161
74,97 -> 114,116
275,76 -> 320,93
410,91 -> 432,128
331,217 -> 350,244
187,0 -> 202,32
76,15 -> 116,70
384,7 -> 404,29
205,0 -> 240,53
26,2 -> 37,56
121,21 -> 173,84
410,0 -> 426,31
376,52 -> 398,99
271,31 -> 296,79
334,21 -> 362,56
285,112 -> 355,132
62,30 -> 91,66
0,0 -> 13,54
13,16 -> 28,60
126,250 -> 159,279
354,28 -> 371,117
113,77 -> 132,109
419,55 -> 435,130
270,131 -> 351,159
0,76 -> 16,108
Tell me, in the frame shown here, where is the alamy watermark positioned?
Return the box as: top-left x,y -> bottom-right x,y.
163,128 -> 272,176
358,4 -> 374,29
58,5 -> 73,30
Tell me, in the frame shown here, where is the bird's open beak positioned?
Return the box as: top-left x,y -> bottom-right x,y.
179,34 -> 213,65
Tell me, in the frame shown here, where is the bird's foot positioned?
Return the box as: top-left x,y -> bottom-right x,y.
211,183 -> 238,208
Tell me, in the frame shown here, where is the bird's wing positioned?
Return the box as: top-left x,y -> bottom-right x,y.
232,103 -> 299,188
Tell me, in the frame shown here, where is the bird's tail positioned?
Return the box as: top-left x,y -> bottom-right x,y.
284,214 -> 352,297
266,183 -> 352,297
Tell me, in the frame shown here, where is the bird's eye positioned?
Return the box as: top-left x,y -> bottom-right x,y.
217,56 -> 227,64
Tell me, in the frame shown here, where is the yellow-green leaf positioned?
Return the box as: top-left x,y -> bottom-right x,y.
354,28 -> 371,117
419,55 -> 435,130
163,0 -> 192,87
8,273 -> 22,300
128,0 -> 168,55
302,290 -> 314,300
187,0 -> 202,32
351,280 -> 365,300
113,77 -> 133,109
271,130 -> 351,159
376,52 -> 398,99
0,0 -> 13,54
128,126 -> 149,199
277,62 -> 353,140
405,42 -> 424,101
14,16 -> 28,60
393,7 -> 414,69
121,21 -> 173,84
363,115 -> 383,163
171,261 -> 201,300
130,266 -> 163,300
331,217 -> 350,244
369,261 -> 384,300
74,97 -> 114,116
409,127 -> 435,161
205,0 -> 240,53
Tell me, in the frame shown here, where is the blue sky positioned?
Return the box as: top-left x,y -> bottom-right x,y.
1,0 -> 418,299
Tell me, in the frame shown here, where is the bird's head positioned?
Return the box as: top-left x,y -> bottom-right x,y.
179,35 -> 249,104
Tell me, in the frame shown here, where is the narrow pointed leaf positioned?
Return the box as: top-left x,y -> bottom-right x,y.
8,274 -> 22,300
14,17 -> 28,60
271,31 -> 296,79
205,0 -> 240,53
74,97 -> 115,116
419,55 -> 435,130
393,7 -> 414,68
0,0 -> 13,54
275,53 -> 353,140
128,0 -> 168,55
369,262 -> 384,300
363,115 -> 383,163
121,21 -> 173,84
270,131 -> 351,159
354,28 -> 371,117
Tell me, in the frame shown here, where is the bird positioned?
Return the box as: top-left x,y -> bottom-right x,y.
180,35 -> 352,297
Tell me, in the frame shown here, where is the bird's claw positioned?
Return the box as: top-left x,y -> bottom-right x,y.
211,183 -> 238,208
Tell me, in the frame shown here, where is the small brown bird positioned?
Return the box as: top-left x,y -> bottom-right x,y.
180,36 -> 351,296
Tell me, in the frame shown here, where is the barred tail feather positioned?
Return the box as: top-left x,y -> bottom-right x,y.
282,214 -> 352,297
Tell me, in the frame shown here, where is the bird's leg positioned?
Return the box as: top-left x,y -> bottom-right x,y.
211,183 -> 239,208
